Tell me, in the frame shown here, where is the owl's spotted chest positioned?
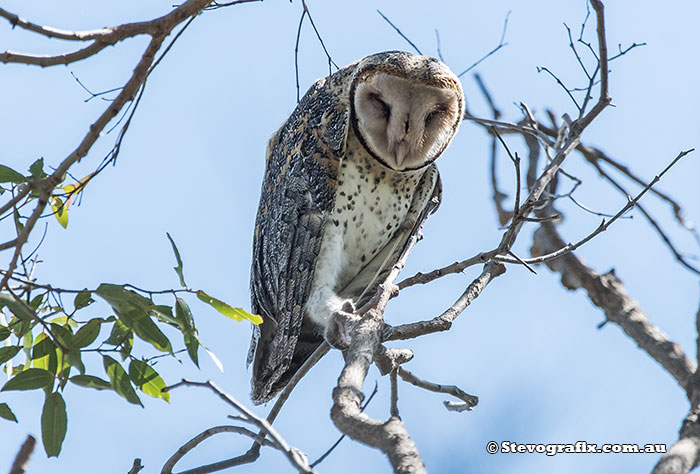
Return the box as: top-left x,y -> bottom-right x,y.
328,134 -> 422,293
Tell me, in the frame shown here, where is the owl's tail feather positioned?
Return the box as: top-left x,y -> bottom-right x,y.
250,318 -> 323,405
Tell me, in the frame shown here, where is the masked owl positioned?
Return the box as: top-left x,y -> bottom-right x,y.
249,51 -> 464,404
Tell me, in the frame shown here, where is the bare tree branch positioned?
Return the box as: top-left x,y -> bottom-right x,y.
0,0 -> 220,291
310,382 -> 379,468
127,459 -> 144,474
331,283 -> 425,474
531,223 -> 696,393
651,304 -> 700,474
495,149 -> 694,267
9,435 -> 36,474
160,425 -> 275,474
162,380 -> 314,474
456,11 -> 510,78
0,41 -> 109,67
391,261 -> 507,341
397,366 -> 478,410
377,10 -> 423,55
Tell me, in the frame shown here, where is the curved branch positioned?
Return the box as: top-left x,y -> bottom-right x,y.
331,297 -> 425,474
0,1 -> 207,42
160,425 -> 275,474
163,380 -> 314,474
1,41 -> 108,67
531,223 -> 696,393
390,261 -> 506,341
397,366 -> 478,410
0,0 -> 214,67
0,1 -> 212,290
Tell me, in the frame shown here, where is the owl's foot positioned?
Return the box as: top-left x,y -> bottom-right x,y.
381,322 -> 394,342
325,309 -> 360,350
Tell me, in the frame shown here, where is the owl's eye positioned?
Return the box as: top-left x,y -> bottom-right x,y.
369,93 -> 391,119
425,105 -> 448,125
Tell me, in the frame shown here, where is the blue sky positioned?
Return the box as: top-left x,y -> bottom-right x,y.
1,1 -> 699,473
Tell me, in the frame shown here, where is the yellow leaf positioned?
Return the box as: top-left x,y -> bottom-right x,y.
50,197 -> 68,229
60,173 -> 93,213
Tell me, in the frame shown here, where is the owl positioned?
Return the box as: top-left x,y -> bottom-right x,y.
249,51 -> 464,404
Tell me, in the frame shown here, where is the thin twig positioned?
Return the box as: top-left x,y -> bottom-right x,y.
434,29 -> 444,62
376,10 -> 422,55
163,380 -> 313,474
309,382 -> 379,468
398,366 -> 478,411
457,11 -> 510,77
501,149 -> 694,267
294,7 -> 307,103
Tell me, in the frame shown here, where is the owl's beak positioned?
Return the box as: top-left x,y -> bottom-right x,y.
395,141 -> 409,168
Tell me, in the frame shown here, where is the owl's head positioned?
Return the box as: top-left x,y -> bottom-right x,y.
350,51 -> 464,172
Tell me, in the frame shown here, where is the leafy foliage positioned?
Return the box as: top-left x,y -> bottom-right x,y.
0,231 -> 260,457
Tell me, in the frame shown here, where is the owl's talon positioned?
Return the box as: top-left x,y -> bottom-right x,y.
325,310 -> 359,350
381,323 -> 394,342
341,300 -> 356,314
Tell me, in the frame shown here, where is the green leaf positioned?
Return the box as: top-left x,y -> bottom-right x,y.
0,346 -> 21,365
49,323 -> 73,349
14,320 -> 31,339
197,291 -> 262,325
69,375 -> 111,390
32,333 -> 58,375
0,325 -> 10,341
64,351 -> 85,375
0,403 -> 17,422
0,165 -> 25,184
29,293 -> 45,310
71,318 -> 102,348
29,158 -> 46,179
73,290 -> 94,310
103,355 -> 142,406
48,315 -> 77,329
166,232 -> 187,287
119,309 -> 171,353
50,197 -> 68,229
41,392 -> 67,457
175,298 -> 199,367
96,284 -> 171,353
128,359 -> 170,402
95,284 -> 153,312
22,331 -> 33,351
152,305 -> 180,327
174,298 -> 194,332
13,207 -> 24,233
119,334 -> 133,360
0,165 -> 26,183
0,293 -> 36,321
10,364 -> 25,375
184,333 -> 200,368
104,320 -> 130,346
2,368 -> 53,391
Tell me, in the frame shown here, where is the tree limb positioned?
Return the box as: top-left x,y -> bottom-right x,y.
531,222 -> 696,393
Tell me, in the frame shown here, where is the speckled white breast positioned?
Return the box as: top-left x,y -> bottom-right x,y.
304,131 -> 423,327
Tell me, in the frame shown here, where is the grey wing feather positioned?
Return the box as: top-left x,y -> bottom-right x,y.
249,76 -> 351,404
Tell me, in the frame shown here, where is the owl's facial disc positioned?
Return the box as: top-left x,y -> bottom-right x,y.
353,72 -> 461,171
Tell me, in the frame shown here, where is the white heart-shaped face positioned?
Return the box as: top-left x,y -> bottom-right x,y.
353,71 -> 462,171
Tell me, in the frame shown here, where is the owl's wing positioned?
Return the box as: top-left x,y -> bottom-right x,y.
249,76 -> 351,404
338,164 -> 441,308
